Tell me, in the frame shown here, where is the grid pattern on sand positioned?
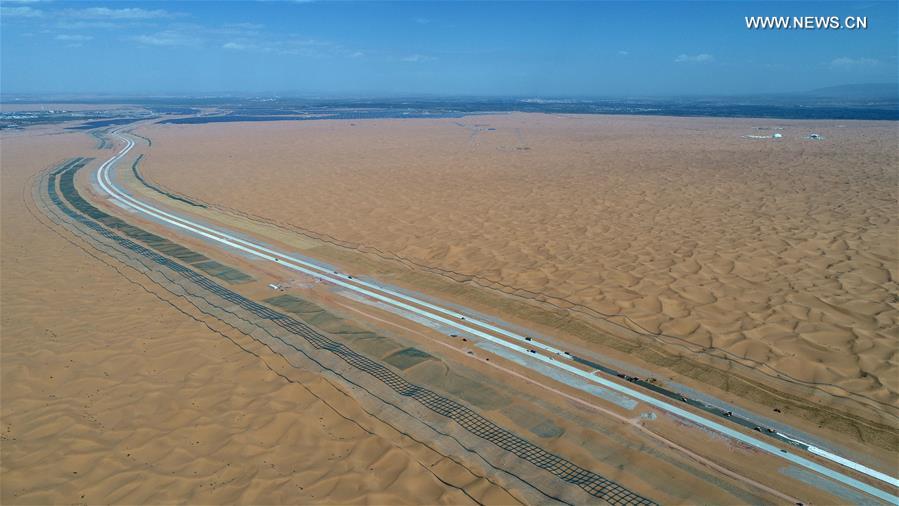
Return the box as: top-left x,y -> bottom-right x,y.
45,159 -> 657,506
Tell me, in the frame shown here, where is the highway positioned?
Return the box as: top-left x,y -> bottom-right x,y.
94,129 -> 898,503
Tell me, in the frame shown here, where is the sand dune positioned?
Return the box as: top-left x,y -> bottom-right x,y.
4,113 -> 896,503
138,113 -> 899,416
1,131 -> 510,504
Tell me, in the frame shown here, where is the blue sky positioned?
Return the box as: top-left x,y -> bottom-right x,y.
1,1 -> 896,97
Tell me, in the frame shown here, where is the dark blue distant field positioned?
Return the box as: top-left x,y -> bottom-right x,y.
152,99 -> 899,124
4,95 -> 895,131
67,118 -> 142,130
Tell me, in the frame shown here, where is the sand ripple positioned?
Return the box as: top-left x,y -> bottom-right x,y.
2,132 -> 509,505
142,114 -> 899,410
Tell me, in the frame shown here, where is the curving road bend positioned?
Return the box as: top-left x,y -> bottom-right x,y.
93,129 -> 898,503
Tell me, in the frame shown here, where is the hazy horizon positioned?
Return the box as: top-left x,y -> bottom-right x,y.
2,82 -> 898,101
2,1 -> 897,97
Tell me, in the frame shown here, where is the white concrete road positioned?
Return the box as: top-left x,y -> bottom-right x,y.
92,129 -> 898,503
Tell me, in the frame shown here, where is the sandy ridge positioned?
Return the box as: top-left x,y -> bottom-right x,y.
2,131 -> 512,504
138,114 -> 899,415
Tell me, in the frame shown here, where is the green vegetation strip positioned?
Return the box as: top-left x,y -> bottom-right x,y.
129,132 -> 152,147
384,347 -> 434,370
263,293 -> 509,410
193,260 -> 253,284
56,157 -> 251,285
90,130 -> 110,149
317,244 -> 899,450
265,294 -> 397,346
131,154 -> 205,208
46,160 -> 657,505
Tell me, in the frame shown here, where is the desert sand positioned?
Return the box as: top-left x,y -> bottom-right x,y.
1,130 -> 513,504
3,112 -> 897,504
136,113 -> 898,421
